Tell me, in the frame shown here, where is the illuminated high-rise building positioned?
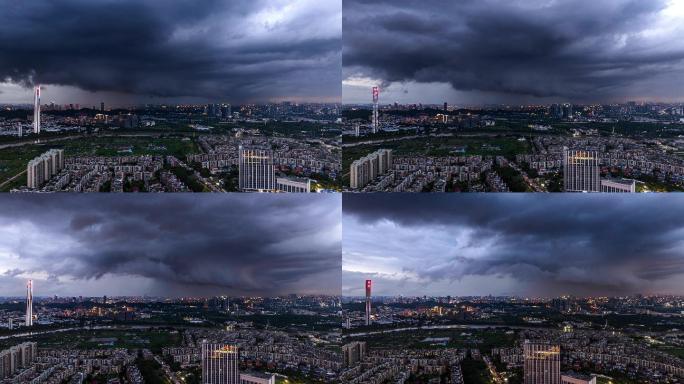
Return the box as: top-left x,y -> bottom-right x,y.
33,86 -> 41,134
372,86 -> 379,134
238,146 -> 275,192
25,280 -> 33,327
562,103 -> 573,119
201,341 -> 239,384
563,147 -> 600,192
524,340 -> 560,384
221,103 -> 232,119
365,279 -> 372,326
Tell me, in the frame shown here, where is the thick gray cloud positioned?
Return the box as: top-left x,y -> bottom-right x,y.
343,194 -> 684,297
0,195 -> 341,297
0,0 -> 341,104
343,0 -> 684,104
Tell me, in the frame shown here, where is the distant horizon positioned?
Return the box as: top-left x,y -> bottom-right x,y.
0,293 -> 341,300
0,100 -> 342,109
342,90 -> 684,107
342,100 -> 684,107
341,293 -> 683,300
0,87 -> 341,109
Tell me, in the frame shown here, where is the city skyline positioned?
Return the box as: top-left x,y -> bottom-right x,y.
343,0 -> 684,105
343,194 -> 684,297
0,0 -> 341,106
0,195 -> 341,297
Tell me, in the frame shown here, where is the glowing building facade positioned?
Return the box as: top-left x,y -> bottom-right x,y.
202,342 -> 240,384
563,148 -> 600,192
524,341 -> 560,384
238,146 -> 276,192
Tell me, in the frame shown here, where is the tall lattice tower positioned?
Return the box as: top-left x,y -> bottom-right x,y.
25,280 -> 33,327
33,86 -> 41,134
365,279 -> 372,326
372,86 -> 379,134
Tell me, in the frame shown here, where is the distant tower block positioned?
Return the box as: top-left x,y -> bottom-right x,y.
372,86 -> 379,134
33,86 -> 41,134
354,123 -> 360,137
365,279 -> 372,326
25,280 -> 33,327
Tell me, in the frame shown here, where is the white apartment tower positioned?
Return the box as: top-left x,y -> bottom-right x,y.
342,341 -> 367,367
0,342 -> 37,379
26,149 -> 65,189
349,149 -> 392,189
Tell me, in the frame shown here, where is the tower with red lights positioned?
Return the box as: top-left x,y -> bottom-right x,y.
25,280 -> 33,327
365,279 -> 372,326
372,87 -> 379,134
33,86 -> 41,134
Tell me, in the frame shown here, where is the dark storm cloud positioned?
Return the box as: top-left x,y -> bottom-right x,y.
0,0 -> 341,102
343,194 -> 684,296
343,0 -> 684,102
0,195 -> 341,297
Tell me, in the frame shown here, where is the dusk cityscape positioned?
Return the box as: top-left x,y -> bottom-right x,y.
342,194 -> 684,383
0,0 -> 682,383
0,0 -> 342,193
342,0 -> 684,193
0,194 -> 342,383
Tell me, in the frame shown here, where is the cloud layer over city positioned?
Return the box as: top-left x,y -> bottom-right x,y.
343,194 -> 684,297
0,0 -> 341,104
343,0 -> 684,104
0,195 -> 341,297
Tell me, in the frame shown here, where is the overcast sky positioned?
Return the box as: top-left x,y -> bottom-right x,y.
343,194 -> 684,298
0,0 -> 341,106
0,195 -> 341,298
343,0 -> 684,105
